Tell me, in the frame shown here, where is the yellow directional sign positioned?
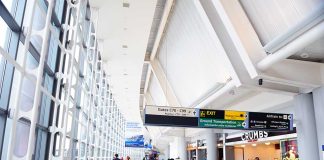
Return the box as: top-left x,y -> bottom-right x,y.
225,111 -> 247,121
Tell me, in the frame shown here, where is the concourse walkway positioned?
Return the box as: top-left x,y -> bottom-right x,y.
0,0 -> 323,160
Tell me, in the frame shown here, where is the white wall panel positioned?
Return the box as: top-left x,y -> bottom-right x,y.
157,0 -> 231,107
240,0 -> 323,45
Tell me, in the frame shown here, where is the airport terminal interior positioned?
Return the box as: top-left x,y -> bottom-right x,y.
0,0 -> 324,159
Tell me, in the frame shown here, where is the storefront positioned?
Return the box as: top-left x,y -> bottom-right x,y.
187,140 -> 208,160
223,129 -> 299,160
187,142 -> 197,160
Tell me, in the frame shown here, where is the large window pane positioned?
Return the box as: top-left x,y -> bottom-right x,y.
2,0 -> 14,12
18,51 -> 38,112
46,28 -> 59,71
34,128 -> 47,160
0,17 -> 10,98
2,0 -> 26,26
0,18 -> 19,111
29,3 -> 46,53
38,93 -> 51,126
0,17 -> 10,49
13,120 -> 30,157
54,0 -> 65,22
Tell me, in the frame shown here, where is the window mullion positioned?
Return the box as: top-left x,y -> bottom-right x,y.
0,1 -> 21,32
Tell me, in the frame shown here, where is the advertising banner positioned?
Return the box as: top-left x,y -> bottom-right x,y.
280,139 -> 299,160
125,135 -> 144,147
125,122 -> 144,147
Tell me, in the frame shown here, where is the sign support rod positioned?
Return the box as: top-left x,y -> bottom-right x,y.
223,133 -> 227,160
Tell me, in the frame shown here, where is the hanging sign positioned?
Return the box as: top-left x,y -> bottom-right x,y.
248,112 -> 293,130
198,109 -> 247,129
241,131 -> 269,141
145,106 -> 198,117
144,106 -> 199,127
144,106 -> 293,131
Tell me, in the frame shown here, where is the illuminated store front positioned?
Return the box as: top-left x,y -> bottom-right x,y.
224,129 -> 299,160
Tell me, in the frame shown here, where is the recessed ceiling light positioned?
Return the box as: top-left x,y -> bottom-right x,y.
123,2 -> 130,8
252,143 -> 257,147
122,45 -> 128,48
265,142 -> 271,145
241,145 -> 246,147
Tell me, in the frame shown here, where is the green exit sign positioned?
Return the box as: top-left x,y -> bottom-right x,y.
199,118 -> 245,129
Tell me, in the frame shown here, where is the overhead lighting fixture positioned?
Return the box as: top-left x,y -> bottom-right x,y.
123,2 -> 130,8
252,143 -> 257,147
265,142 -> 271,145
240,145 -> 246,147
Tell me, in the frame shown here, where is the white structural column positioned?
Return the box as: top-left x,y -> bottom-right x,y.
176,136 -> 187,160
164,144 -> 170,159
294,94 -> 320,160
313,86 -> 324,160
205,131 -> 217,160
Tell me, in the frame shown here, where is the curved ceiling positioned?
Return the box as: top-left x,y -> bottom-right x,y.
89,0 -> 324,154
89,0 -> 157,122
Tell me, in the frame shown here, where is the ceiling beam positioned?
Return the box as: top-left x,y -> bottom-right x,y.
201,0 -> 323,94
150,59 -> 181,107
259,59 -> 324,92
258,21 -> 324,71
193,0 -> 241,87
143,65 -> 152,94
150,0 -> 175,61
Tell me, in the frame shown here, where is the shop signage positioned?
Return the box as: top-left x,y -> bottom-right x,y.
241,131 -> 269,141
144,106 -> 293,131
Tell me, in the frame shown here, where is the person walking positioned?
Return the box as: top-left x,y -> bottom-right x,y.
126,156 -> 131,160
113,153 -> 120,160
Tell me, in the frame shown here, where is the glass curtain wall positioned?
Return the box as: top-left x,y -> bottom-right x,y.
0,0 -> 126,159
